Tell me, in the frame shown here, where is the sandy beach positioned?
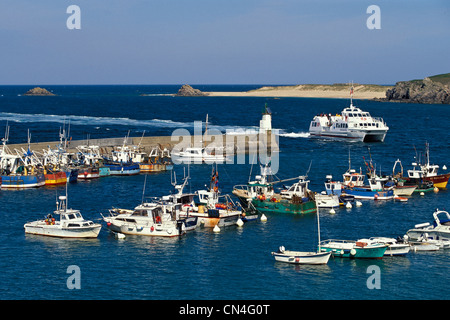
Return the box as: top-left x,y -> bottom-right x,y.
206,84 -> 391,99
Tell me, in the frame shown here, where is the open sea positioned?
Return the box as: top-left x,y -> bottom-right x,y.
0,85 -> 448,304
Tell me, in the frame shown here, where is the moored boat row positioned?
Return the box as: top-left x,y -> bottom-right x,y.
0,127 -> 176,189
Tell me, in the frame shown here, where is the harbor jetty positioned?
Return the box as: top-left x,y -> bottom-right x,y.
7,131 -> 279,158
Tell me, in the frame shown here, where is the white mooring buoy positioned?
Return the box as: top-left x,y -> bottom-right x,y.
213,225 -> 221,233
260,214 -> 267,222
115,232 -> 126,239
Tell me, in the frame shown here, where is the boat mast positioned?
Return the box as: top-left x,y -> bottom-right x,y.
349,81 -> 354,108
317,207 -> 321,250
203,114 -> 208,149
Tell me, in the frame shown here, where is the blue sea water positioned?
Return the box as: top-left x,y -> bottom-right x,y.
0,85 -> 448,301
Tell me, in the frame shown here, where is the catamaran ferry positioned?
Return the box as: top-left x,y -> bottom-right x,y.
308,89 -> 389,142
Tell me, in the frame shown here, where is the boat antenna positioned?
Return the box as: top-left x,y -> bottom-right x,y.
305,160 -> 312,177
141,174 -> 147,204
348,148 -> 351,170
349,81 -> 354,107
64,180 -> 69,212
248,152 -> 256,183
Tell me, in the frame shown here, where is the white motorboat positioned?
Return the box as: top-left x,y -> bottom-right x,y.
102,201 -> 185,237
171,147 -> 229,164
309,86 -> 389,142
409,242 -> 440,252
405,209 -> 450,241
24,194 -> 101,238
171,114 -> 231,164
359,237 -> 410,256
272,208 -> 331,265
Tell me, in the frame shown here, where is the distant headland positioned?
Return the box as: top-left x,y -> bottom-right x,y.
381,73 -> 450,104
202,73 -> 450,104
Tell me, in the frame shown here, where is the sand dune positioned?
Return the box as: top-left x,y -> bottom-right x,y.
206,84 -> 391,99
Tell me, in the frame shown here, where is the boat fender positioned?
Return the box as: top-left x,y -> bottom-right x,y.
150,226 -> 154,232
350,249 -> 357,256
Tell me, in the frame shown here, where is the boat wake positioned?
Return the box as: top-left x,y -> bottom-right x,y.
277,131 -> 310,138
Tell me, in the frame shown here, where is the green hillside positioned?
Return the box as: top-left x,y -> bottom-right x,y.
429,73 -> 450,86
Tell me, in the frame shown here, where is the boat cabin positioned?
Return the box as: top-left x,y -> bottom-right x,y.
56,209 -> 95,228
343,169 -> 365,187
324,176 -> 343,196
280,177 -> 310,199
407,162 -> 440,179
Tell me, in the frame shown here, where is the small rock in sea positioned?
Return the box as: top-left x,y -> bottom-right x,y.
24,87 -> 56,96
175,84 -> 207,97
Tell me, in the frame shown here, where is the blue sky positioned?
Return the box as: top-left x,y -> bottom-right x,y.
1,0 -> 449,85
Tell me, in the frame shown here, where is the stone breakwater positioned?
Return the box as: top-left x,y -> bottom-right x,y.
8,132 -> 279,157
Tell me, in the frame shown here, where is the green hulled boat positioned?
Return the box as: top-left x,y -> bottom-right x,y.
250,176 -> 317,215
319,239 -> 387,259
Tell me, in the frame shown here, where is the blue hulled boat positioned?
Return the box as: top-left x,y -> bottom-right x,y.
104,161 -> 140,175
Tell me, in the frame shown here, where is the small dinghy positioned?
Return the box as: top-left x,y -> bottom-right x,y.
272,208 -> 331,265
272,246 -> 331,265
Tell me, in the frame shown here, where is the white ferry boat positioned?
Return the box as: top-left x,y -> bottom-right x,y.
309,89 -> 389,142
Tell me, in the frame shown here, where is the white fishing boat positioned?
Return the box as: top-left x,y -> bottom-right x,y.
405,209 -> 450,241
272,208 -> 331,264
391,159 -> 417,196
309,84 -> 389,142
24,193 -> 101,238
175,167 -> 242,228
315,175 -> 341,208
102,201 -> 185,237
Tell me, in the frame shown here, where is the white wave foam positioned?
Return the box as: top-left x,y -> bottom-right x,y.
0,112 -> 257,133
277,131 -> 310,138
0,112 -> 192,128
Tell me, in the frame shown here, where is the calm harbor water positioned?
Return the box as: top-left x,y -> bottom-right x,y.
0,85 -> 448,300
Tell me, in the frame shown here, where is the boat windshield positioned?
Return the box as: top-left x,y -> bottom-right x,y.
132,209 -> 149,217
